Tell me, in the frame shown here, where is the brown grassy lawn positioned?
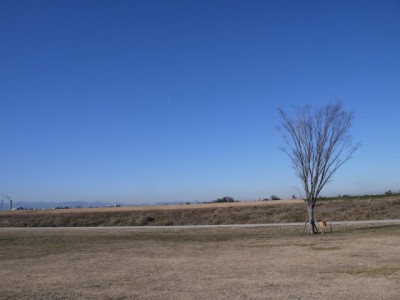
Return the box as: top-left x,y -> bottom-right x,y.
1,197 -> 400,227
0,224 -> 399,299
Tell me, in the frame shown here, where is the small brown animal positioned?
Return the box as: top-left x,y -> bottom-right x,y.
319,221 -> 327,233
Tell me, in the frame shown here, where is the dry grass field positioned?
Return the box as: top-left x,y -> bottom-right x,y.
1,197 -> 400,227
1,224 -> 400,299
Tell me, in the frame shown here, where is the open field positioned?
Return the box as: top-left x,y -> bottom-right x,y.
2,199 -> 303,214
1,224 -> 400,299
1,197 -> 400,227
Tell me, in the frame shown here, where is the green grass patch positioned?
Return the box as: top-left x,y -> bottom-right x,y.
346,267 -> 399,277
310,246 -> 340,251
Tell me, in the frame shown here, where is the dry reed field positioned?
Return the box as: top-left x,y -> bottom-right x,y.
1,224 -> 399,299
1,197 -> 400,227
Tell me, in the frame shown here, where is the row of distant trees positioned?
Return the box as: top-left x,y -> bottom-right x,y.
385,190 -> 400,195
214,190 -> 398,203
213,196 -> 235,203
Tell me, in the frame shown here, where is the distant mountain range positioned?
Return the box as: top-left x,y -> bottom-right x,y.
5,200 -> 205,210
7,201 -> 129,210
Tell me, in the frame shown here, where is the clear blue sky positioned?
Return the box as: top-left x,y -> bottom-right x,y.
0,0 -> 399,204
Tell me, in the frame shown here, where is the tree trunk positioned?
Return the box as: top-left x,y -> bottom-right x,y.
307,204 -> 318,234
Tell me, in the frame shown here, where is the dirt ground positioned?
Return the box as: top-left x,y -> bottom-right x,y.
0,224 -> 399,299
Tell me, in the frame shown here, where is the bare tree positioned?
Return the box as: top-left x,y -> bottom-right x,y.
278,101 -> 360,234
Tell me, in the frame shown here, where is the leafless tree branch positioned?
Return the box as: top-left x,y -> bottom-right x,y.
278,101 -> 360,233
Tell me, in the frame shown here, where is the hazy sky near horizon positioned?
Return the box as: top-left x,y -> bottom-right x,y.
0,0 -> 399,204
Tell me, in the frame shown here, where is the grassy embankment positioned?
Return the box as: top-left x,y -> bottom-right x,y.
0,196 -> 399,227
